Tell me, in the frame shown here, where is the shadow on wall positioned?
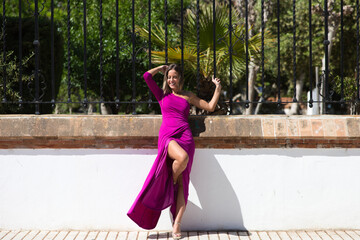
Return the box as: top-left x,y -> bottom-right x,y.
181,151 -> 248,231
188,116 -> 206,137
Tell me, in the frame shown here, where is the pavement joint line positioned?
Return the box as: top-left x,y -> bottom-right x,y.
37,231 -> 51,239
9,231 -> 22,240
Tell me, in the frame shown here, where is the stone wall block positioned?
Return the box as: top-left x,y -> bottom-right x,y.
249,119 -> 262,137
49,117 -> 76,137
235,118 -> 251,136
323,119 -> 337,137
286,119 -> 300,137
1,117 -> 34,137
96,117 -> 113,136
134,116 -> 161,137
275,119 -> 287,137
299,119 -> 312,137
217,117 -> 237,137
34,117 -> 53,136
262,118 -> 275,137
209,117 -> 225,137
334,119 -> 347,137
111,117 -> 124,135
346,118 -> 360,137
311,119 -> 324,137
81,117 -> 98,136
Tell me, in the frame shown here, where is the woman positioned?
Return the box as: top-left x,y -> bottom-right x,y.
127,64 -> 221,239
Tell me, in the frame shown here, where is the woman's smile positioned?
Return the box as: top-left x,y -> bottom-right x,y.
167,70 -> 180,91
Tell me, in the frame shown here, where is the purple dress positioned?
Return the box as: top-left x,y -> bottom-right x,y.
127,72 -> 195,230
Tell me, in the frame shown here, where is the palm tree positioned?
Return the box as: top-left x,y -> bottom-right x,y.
136,2 -> 267,114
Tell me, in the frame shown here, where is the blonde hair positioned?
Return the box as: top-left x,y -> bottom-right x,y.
162,64 -> 184,94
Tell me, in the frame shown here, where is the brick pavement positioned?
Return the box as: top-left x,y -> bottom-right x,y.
1,230 -> 360,240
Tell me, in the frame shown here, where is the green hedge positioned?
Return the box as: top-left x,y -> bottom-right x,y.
0,17 -> 64,114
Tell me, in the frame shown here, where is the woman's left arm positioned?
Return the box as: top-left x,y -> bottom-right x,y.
189,76 -> 221,112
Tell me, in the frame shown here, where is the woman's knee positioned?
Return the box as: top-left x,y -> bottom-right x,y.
168,141 -> 189,166
178,152 -> 189,167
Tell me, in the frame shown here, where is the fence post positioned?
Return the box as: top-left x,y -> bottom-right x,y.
2,0 -> 6,103
34,0 -> 40,114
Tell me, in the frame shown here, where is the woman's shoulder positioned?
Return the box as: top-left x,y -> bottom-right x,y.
180,91 -> 198,105
181,90 -> 195,98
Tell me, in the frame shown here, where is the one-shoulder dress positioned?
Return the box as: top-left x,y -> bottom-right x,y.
127,72 -> 195,230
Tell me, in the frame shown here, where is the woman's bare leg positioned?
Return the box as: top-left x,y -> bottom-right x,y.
168,140 -> 188,236
168,140 -> 189,183
173,174 -> 185,234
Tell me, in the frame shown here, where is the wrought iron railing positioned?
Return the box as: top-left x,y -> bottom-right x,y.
0,0 -> 359,115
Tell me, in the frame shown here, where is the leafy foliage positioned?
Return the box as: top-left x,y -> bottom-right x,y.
136,3 -> 270,114
56,0 -> 193,114
2,0 -> 360,114
0,50 -> 34,113
0,16 -> 64,114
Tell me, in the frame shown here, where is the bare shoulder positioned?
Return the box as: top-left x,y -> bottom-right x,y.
180,91 -> 194,99
181,90 -> 194,97
182,91 -> 199,104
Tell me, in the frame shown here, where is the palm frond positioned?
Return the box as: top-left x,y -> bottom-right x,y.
151,46 -> 201,65
135,24 -> 166,48
135,2 -> 275,86
184,2 -> 232,51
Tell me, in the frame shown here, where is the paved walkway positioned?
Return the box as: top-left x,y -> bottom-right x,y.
1,230 -> 360,240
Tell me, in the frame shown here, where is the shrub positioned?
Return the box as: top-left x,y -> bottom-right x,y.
0,17 -> 64,114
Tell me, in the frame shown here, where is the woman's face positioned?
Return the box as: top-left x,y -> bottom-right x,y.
167,69 -> 180,92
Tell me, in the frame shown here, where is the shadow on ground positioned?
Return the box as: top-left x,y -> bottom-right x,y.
180,151 -> 248,231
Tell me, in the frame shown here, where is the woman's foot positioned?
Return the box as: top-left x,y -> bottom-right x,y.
172,222 -> 182,239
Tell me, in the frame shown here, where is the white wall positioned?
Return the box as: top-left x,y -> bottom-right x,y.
0,148 -> 360,231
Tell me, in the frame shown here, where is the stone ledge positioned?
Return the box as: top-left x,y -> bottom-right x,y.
1,115 -> 360,148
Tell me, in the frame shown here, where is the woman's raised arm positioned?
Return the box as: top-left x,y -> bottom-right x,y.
143,65 -> 168,102
189,76 -> 221,112
147,65 -> 168,76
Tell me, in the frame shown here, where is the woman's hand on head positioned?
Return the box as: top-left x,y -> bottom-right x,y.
147,65 -> 168,76
159,65 -> 168,74
212,75 -> 221,88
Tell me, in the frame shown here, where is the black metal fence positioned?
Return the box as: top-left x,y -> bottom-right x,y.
1,0 -> 359,115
